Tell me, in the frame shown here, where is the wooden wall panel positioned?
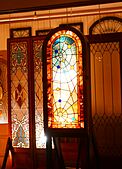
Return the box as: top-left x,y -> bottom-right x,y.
0,124 -> 9,168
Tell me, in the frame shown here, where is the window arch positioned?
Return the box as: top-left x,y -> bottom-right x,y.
89,16 -> 122,35
42,25 -> 90,135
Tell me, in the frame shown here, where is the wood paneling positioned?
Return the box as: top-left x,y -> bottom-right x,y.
0,124 -> 9,168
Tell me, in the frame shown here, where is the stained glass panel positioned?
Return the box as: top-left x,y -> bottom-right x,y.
33,39 -> 46,148
0,58 -> 8,123
89,16 -> 122,35
10,27 -> 32,38
59,22 -> 83,33
90,41 -> 122,156
36,29 -> 50,36
10,41 -> 29,148
46,29 -> 84,128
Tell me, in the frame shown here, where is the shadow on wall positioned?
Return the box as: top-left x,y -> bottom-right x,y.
93,113 -> 122,169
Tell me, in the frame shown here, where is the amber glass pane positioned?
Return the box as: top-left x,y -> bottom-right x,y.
10,42 -> 29,148
33,39 -> 46,148
90,41 -> 122,156
46,30 -> 84,128
0,59 -> 8,123
90,17 -> 122,35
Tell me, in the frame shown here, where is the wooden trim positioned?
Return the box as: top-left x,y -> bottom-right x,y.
7,39 -> 12,138
1,137 -> 15,169
87,32 -> 122,43
119,34 -> 122,113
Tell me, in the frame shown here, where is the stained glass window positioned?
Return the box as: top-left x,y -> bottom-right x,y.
89,16 -> 122,35
9,41 -> 30,148
33,38 -> 46,148
43,28 -> 84,129
10,27 -> 32,38
0,58 -> 8,124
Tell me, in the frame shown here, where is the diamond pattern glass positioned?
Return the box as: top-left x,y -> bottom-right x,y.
10,41 -> 29,148
90,41 -> 122,156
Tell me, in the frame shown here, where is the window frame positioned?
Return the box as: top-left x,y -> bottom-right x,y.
42,25 -> 91,137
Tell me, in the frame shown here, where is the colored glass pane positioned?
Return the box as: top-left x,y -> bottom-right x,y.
0,59 -> 8,124
10,42 -> 29,148
46,30 -> 84,128
33,39 -> 46,148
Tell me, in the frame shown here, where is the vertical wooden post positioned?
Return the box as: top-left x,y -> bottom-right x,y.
46,136 -> 53,169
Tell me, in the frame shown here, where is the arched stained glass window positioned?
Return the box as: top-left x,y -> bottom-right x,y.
43,26 -> 88,132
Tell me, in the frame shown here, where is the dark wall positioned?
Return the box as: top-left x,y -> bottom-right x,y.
0,0 -> 121,14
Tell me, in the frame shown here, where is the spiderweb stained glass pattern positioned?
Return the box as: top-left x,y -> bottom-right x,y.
33,39 -> 46,148
46,30 -> 84,128
10,42 -> 29,148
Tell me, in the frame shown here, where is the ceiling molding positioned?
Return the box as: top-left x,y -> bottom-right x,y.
0,0 -> 121,15
0,3 -> 121,24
